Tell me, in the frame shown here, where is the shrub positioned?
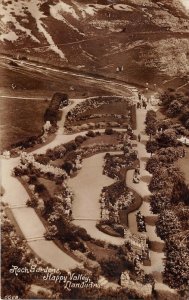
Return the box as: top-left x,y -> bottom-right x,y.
164,241 -> 189,290
13,167 -> 27,177
146,140 -> 158,154
77,228 -> 91,241
69,241 -> 86,252
156,129 -> 178,148
167,100 -> 182,117
145,121 -> 157,138
100,258 -> 125,279
28,175 -> 37,184
105,128 -> 114,135
35,155 -> 50,165
75,135 -> 84,145
1,221 -> 14,233
44,225 -> 58,240
65,142 -> 77,152
87,251 -> 96,261
86,130 -> 96,137
62,161 -> 73,175
150,190 -> 172,214
156,210 -> 182,240
146,156 -> 159,174
35,183 -> 46,194
44,108 -> 58,123
26,197 -> 38,208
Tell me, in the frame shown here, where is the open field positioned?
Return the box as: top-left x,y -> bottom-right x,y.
0,97 -> 49,151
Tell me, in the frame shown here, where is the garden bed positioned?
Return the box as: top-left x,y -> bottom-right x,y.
86,241 -> 117,261
119,189 -> 143,227
96,223 -> 122,238
38,177 -> 57,198
65,96 -> 136,131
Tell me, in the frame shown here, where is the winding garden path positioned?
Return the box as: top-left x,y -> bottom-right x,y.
1,95 -> 132,270
126,104 -> 177,294
1,76 -> 177,295
68,152 -> 125,245
1,157 -> 82,271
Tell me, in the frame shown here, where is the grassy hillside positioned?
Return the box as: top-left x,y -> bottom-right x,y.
0,0 -> 189,88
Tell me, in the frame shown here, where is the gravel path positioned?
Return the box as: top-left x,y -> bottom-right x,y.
127,104 -> 177,295
0,79 -> 178,295
68,152 -> 125,245
1,95 -> 131,270
1,157 -> 82,271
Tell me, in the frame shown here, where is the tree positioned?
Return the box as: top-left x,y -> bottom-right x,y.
145,121 -> 156,140
75,135 -> 84,145
1,233 -> 33,298
146,140 -> 158,155
35,183 -> 46,194
156,128 -> 177,147
65,142 -> 77,152
171,180 -> 189,205
164,239 -> 189,290
62,161 -> 73,175
150,190 -> 172,214
149,166 -> 184,193
167,100 -> 182,117
105,128 -> 114,135
156,210 -> 182,240
146,156 -> 159,174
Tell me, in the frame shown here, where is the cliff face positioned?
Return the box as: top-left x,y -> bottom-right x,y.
0,0 -> 189,87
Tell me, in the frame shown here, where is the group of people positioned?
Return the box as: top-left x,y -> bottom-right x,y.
137,92 -> 148,109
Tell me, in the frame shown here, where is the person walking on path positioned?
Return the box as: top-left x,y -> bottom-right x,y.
143,101 -> 147,109
134,167 -> 140,176
138,133 -> 141,142
138,92 -> 141,101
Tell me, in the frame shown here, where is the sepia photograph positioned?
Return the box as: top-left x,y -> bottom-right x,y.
0,0 -> 189,299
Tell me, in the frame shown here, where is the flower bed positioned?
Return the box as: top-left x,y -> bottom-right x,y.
65,96 -> 136,132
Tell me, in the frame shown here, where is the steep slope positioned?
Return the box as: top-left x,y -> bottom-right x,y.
0,0 -> 189,87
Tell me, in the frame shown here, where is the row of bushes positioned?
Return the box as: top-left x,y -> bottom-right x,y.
44,93 -> 68,124
145,108 -> 189,292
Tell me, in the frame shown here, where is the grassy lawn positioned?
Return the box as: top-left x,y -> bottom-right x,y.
68,101 -> 135,128
86,101 -> 131,115
0,97 -> 49,151
49,133 -> 121,168
81,134 -> 120,147
86,241 -> 116,261
38,178 -> 58,197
